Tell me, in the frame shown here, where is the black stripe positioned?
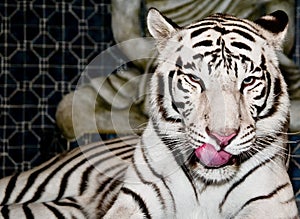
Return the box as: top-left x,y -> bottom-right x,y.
193,40 -> 213,48
273,77 -> 282,96
53,200 -> 89,218
258,77 -> 282,120
100,193 -> 118,218
66,197 -> 76,202
23,205 -> 34,219
192,53 -> 203,60
56,157 -> 88,199
213,25 -> 228,35
151,119 -> 182,162
240,79 -> 262,95
100,178 -> 123,201
29,142 -> 133,203
169,70 -> 184,113
240,54 -> 252,63
96,178 -> 123,217
190,27 -> 211,38
253,87 -> 266,100
79,161 -> 126,195
44,203 -> 66,219
1,172 -> 21,205
27,152 -> 89,202
122,154 -> 134,161
140,139 -> 177,212
132,154 -> 166,209
260,54 -> 267,71
236,137 -> 254,147
188,21 -> 216,29
121,187 -> 151,219
190,17 -> 264,41
54,201 -> 82,209
231,42 -> 252,51
57,146 -> 131,199
16,155 -> 63,203
151,119 -> 199,202
91,167 -> 126,203
176,45 -> 184,52
221,21 -> 264,40
156,75 -> 181,122
236,183 -> 289,215
248,81 -> 263,92
22,205 -> 34,219
181,164 -> 199,202
171,70 -> 180,77
231,29 -> 255,42
176,57 -> 183,68
219,156 -> 274,212
79,164 -> 95,195
183,62 -> 196,70
255,71 -> 271,117
0,205 -> 9,219
183,109 -> 192,117
204,48 -> 221,57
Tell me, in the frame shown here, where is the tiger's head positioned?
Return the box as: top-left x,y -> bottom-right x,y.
147,8 -> 290,184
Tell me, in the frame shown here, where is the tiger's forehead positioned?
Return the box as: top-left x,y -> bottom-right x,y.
184,19 -> 265,53
165,18 -> 268,78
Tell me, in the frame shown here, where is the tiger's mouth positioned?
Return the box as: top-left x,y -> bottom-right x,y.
193,143 -> 238,168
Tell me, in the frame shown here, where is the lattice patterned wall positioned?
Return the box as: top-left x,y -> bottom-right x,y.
0,0 -> 114,178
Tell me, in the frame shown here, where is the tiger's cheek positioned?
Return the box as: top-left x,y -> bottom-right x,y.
242,83 -> 267,119
173,78 -> 203,120
239,96 -> 256,127
243,92 -> 258,118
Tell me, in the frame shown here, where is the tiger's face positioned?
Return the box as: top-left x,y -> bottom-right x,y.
147,9 -> 290,183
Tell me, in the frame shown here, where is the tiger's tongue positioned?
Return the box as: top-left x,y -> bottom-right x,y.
195,143 -> 232,167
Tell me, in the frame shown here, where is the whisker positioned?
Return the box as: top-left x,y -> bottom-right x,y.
257,127 -> 300,136
255,142 -> 289,161
250,145 -> 287,171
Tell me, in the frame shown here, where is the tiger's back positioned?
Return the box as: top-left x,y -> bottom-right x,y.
0,136 -> 138,218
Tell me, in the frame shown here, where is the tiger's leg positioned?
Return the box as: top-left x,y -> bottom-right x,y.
103,189 -> 149,219
234,198 -> 299,219
233,171 -> 299,219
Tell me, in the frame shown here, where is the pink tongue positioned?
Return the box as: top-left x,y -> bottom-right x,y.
195,143 -> 232,167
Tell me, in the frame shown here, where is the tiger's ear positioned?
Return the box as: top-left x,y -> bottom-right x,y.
147,8 -> 180,44
254,10 -> 289,49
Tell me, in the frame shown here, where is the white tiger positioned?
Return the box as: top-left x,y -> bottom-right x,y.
0,8 -> 298,219
104,8 -> 298,219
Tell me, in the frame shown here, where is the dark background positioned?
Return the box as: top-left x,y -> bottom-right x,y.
0,0 -> 114,177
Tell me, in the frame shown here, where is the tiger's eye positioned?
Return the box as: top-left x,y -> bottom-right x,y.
188,74 -> 201,83
243,77 -> 256,86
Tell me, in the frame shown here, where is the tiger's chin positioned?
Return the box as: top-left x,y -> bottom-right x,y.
189,154 -> 240,184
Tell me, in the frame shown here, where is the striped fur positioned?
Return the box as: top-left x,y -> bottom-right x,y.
0,136 -> 138,218
104,9 -> 298,218
0,9 -> 299,218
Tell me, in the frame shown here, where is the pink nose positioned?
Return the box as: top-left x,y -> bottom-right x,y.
209,131 -> 238,147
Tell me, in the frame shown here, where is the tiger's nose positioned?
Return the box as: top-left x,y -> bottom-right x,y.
207,129 -> 238,147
